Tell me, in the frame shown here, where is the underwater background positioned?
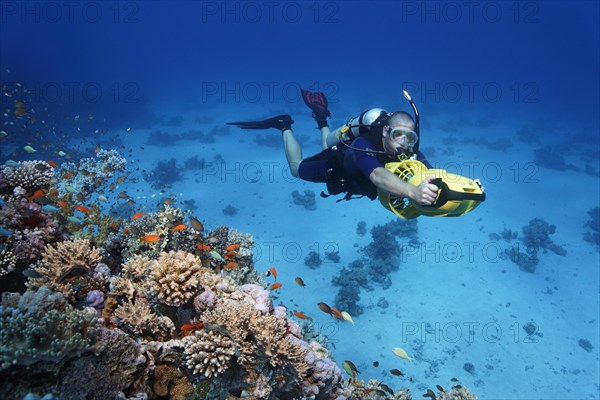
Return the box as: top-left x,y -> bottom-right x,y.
0,1 -> 599,399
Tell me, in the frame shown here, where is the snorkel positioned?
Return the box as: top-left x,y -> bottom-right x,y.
390,90 -> 420,160
402,89 -> 420,154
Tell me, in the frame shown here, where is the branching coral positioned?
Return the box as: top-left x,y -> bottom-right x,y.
152,364 -> 195,400
182,329 -> 236,378
119,205 -> 198,259
0,197 -> 65,262
27,239 -> 105,302
111,296 -> 175,340
0,287 -> 100,370
2,160 -> 54,192
148,250 -> 203,306
0,249 -> 17,277
56,149 -> 127,201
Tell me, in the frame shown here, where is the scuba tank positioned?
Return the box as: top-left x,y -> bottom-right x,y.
325,91 -> 421,157
326,108 -> 388,148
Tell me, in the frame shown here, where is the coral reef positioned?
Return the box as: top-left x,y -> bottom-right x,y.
56,149 -> 127,201
0,193 -> 65,263
111,296 -> 175,339
0,146 -> 478,400
152,364 -> 195,400
143,158 -> 182,189
2,161 -> 54,191
148,250 -> 203,307
183,329 -> 236,377
583,206 -> 599,250
292,189 -> 317,210
504,217 -> 566,273
27,239 -> 106,303
305,250 -> 323,268
0,287 -> 100,370
356,220 -> 367,236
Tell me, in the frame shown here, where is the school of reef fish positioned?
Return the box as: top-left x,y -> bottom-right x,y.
0,99 -> 477,399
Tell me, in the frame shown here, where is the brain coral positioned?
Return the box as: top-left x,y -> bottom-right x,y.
149,250 -> 203,306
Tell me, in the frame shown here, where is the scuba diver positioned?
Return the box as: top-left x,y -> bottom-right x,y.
227,89 -> 440,206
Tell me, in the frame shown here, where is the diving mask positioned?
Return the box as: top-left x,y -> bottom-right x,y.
389,126 -> 418,149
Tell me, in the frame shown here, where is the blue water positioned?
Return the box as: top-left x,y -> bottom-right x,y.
1,1 -> 599,399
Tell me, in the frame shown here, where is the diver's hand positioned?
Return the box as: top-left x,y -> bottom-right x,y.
411,176 -> 439,205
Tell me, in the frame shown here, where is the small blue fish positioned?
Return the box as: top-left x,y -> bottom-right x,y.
41,205 -> 60,213
0,198 -> 6,207
0,227 -> 11,236
67,216 -> 81,224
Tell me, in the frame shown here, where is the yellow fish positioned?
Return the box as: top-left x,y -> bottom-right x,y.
392,347 -> 414,362
341,311 -> 354,325
24,145 -> 36,153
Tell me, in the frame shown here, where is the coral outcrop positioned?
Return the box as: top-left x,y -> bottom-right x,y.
0,287 -> 99,370
27,239 -> 106,302
2,160 -> 54,191
149,250 -> 203,306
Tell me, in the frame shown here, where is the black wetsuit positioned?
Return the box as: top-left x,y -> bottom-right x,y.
298,136 -> 430,200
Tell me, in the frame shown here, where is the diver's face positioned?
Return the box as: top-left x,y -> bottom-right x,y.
383,123 -> 418,154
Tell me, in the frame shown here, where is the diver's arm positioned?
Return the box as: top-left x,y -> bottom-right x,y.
369,166 -> 438,205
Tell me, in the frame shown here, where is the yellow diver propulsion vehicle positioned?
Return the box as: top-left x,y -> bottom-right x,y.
378,159 -> 486,219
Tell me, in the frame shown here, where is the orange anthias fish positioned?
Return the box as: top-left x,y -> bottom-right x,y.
47,160 -> 58,168
293,311 -> 312,320
171,223 -> 187,232
75,205 -> 90,213
224,251 -> 237,259
269,266 -> 277,279
226,243 -> 240,251
141,234 -> 161,243
180,322 -> 204,337
57,200 -> 68,209
197,244 -> 211,251
224,261 -> 239,270
62,173 -> 73,179
30,189 -> 47,201
269,282 -> 282,291
132,212 -> 145,220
